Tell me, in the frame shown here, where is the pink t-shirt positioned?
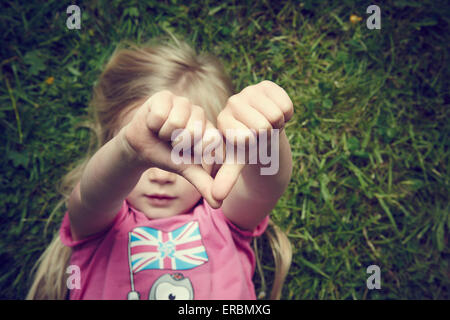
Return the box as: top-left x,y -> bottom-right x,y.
60,199 -> 268,300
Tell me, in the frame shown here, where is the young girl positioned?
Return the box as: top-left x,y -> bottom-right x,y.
27,38 -> 293,300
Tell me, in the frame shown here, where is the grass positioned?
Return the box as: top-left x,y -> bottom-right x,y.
0,0 -> 449,299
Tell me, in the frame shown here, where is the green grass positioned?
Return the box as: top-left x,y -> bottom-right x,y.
1,0 -> 449,299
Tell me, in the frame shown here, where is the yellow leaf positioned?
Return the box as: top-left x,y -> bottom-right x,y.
350,14 -> 362,24
45,76 -> 54,85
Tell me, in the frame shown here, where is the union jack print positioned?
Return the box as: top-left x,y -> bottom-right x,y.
128,221 -> 208,273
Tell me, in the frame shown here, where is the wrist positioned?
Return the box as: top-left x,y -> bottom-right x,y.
240,130 -> 292,193
115,127 -> 151,172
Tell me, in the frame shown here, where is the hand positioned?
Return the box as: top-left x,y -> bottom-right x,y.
212,80 -> 294,202
121,90 -> 221,208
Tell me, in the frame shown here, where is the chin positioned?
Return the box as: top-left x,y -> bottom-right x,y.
144,209 -> 176,219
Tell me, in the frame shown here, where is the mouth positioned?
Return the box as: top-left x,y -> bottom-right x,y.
145,194 -> 177,207
147,194 -> 176,200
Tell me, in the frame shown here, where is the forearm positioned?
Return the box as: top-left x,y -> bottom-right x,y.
240,130 -> 292,201
78,128 -> 148,213
220,130 -> 292,230
217,80 -> 294,229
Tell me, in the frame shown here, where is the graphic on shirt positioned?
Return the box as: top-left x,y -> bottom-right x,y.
128,221 -> 208,272
148,273 -> 194,300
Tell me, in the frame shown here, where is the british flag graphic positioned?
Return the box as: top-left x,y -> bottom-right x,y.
128,221 -> 208,273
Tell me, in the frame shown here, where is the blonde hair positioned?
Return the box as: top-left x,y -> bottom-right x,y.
27,37 -> 291,300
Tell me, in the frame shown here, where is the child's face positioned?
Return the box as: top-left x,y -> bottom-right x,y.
127,167 -> 202,219
117,105 -> 202,219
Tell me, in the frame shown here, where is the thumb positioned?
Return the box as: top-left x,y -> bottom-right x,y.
181,164 -> 222,209
212,162 -> 245,202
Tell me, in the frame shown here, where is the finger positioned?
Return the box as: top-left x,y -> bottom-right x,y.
260,81 -> 294,122
248,94 -> 285,129
217,108 -> 257,148
228,95 -> 273,131
213,111 -> 250,202
181,164 -> 222,209
146,91 -> 174,133
158,96 -> 191,141
212,162 -> 245,202
201,120 -> 222,174
210,162 -> 222,178
185,105 -> 207,150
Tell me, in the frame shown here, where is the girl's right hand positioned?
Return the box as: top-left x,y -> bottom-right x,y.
119,90 -> 222,208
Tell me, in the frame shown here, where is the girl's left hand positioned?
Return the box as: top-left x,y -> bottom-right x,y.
212,80 -> 294,202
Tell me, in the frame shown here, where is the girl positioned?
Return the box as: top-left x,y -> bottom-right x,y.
27,38 -> 293,300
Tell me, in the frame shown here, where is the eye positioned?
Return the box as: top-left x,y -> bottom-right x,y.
155,282 -> 190,300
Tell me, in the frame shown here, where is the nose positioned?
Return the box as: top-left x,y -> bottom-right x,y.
147,168 -> 176,185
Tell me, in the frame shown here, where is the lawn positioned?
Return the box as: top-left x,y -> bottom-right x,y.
0,0 -> 448,299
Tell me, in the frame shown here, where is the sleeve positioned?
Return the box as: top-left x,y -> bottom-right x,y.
59,200 -> 129,248
201,200 -> 270,289
225,214 -> 269,239
202,200 -> 269,242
